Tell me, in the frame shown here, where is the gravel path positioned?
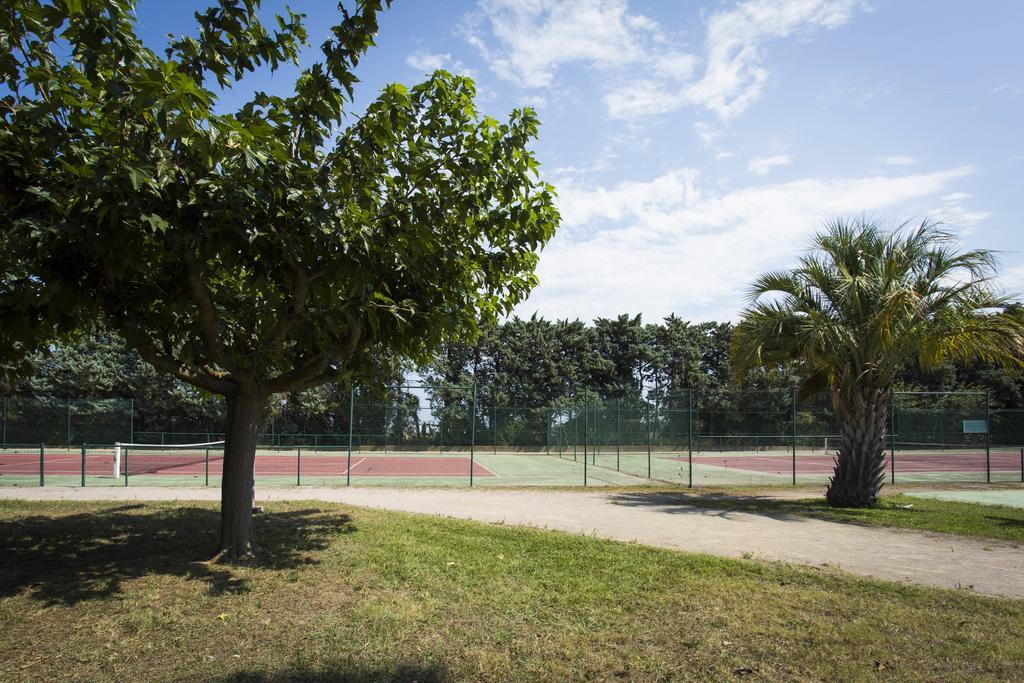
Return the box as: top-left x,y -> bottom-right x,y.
4,486 -> 1022,600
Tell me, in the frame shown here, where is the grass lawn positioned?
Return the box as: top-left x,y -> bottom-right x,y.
626,487 -> 1024,544
1,500 -> 1022,682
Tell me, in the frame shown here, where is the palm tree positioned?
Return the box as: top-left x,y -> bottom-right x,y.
731,218 -> 1024,507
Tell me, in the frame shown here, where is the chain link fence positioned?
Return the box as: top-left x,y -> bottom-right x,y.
1,389 -> 1021,487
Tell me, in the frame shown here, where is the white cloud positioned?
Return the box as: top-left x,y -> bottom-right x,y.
605,0 -> 864,119
880,155 -> 916,166
464,0 -> 656,88
520,165 -> 979,322
747,153 -> 792,175
406,51 -> 475,77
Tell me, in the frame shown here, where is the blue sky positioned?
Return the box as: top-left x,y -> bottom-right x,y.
135,0 -> 1024,323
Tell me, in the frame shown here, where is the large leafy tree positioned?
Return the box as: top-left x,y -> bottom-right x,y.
0,0 -> 559,556
732,218 -> 1024,506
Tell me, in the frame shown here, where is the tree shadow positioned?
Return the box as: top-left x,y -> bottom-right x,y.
0,504 -> 355,606
988,515 -> 1024,529
608,490 -> 821,524
215,661 -> 452,683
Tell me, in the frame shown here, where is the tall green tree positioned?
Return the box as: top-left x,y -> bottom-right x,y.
0,0 -> 559,556
732,218 -> 1024,506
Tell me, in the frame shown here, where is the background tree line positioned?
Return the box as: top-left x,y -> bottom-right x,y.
3,312 -> 1022,439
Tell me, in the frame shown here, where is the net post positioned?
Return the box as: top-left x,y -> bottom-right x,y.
80,444 -> 86,487
470,378 -> 477,488
889,390 -> 896,485
39,443 -> 44,487
985,390 -> 991,484
791,387 -> 797,486
205,448 -> 209,486
346,384 -> 354,486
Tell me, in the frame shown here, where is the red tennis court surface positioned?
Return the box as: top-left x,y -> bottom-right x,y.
0,451 -> 495,478
674,450 -> 1024,474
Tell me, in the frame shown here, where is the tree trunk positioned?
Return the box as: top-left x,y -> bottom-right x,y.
826,387 -> 888,507
217,388 -> 267,559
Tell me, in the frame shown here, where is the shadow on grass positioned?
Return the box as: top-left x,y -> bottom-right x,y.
0,504 -> 355,606
217,661 -> 451,683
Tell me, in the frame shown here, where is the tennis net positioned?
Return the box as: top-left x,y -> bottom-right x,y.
115,440 -> 225,477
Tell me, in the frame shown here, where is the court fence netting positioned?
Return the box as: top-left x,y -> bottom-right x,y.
1,387 -> 1022,488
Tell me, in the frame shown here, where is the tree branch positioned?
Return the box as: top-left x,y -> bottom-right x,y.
263,264 -> 324,353
181,248 -> 242,376
117,315 -> 236,395
265,325 -> 366,393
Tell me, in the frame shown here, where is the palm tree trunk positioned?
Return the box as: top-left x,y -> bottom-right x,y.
826,387 -> 888,507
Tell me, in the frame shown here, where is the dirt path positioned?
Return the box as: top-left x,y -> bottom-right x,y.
4,486 -> 1022,600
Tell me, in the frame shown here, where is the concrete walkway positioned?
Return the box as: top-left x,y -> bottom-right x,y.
4,486 -> 1023,600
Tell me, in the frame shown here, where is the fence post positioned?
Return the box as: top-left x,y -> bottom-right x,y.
124,446 -> 129,487
129,399 -> 135,443
296,447 -> 301,486
688,390 -> 693,488
546,409 -> 551,456
583,394 -> 589,466
39,443 -> 44,487
1020,447 -> 1023,483
791,387 -> 797,486
616,398 -> 621,471
80,444 -> 86,487
889,391 -> 896,485
493,404 -> 498,455
2,396 -> 6,447
383,404 -> 389,454
205,448 -> 209,487
470,378 -> 477,487
67,398 -> 72,448
583,427 -> 588,487
985,390 -> 991,483
346,384 -> 355,486
645,399 -> 652,480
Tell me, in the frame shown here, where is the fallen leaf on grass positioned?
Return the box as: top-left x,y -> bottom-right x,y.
217,613 -> 228,621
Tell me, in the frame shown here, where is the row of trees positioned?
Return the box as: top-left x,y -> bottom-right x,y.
6,312 -> 1023,420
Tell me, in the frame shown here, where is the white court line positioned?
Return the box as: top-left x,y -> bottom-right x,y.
340,457 -> 366,475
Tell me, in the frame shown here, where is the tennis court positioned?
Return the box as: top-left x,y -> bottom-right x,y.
0,445 -> 651,488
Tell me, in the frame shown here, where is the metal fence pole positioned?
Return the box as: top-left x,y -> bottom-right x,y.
985,390 -> 991,483
66,398 -> 72,448
347,385 -> 355,486
493,404 -> 498,455
205,448 -> 209,487
80,444 -> 86,487
616,399 -> 621,471
39,443 -> 44,487
791,387 -> 797,486
383,404 -> 389,454
296,447 -> 301,486
1020,447 -> 1023,483
129,399 -> 135,443
2,396 -> 6,447
688,390 -> 693,488
889,391 -> 896,485
583,395 -> 589,465
124,446 -> 129,487
470,379 -> 477,488
645,399 -> 652,479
